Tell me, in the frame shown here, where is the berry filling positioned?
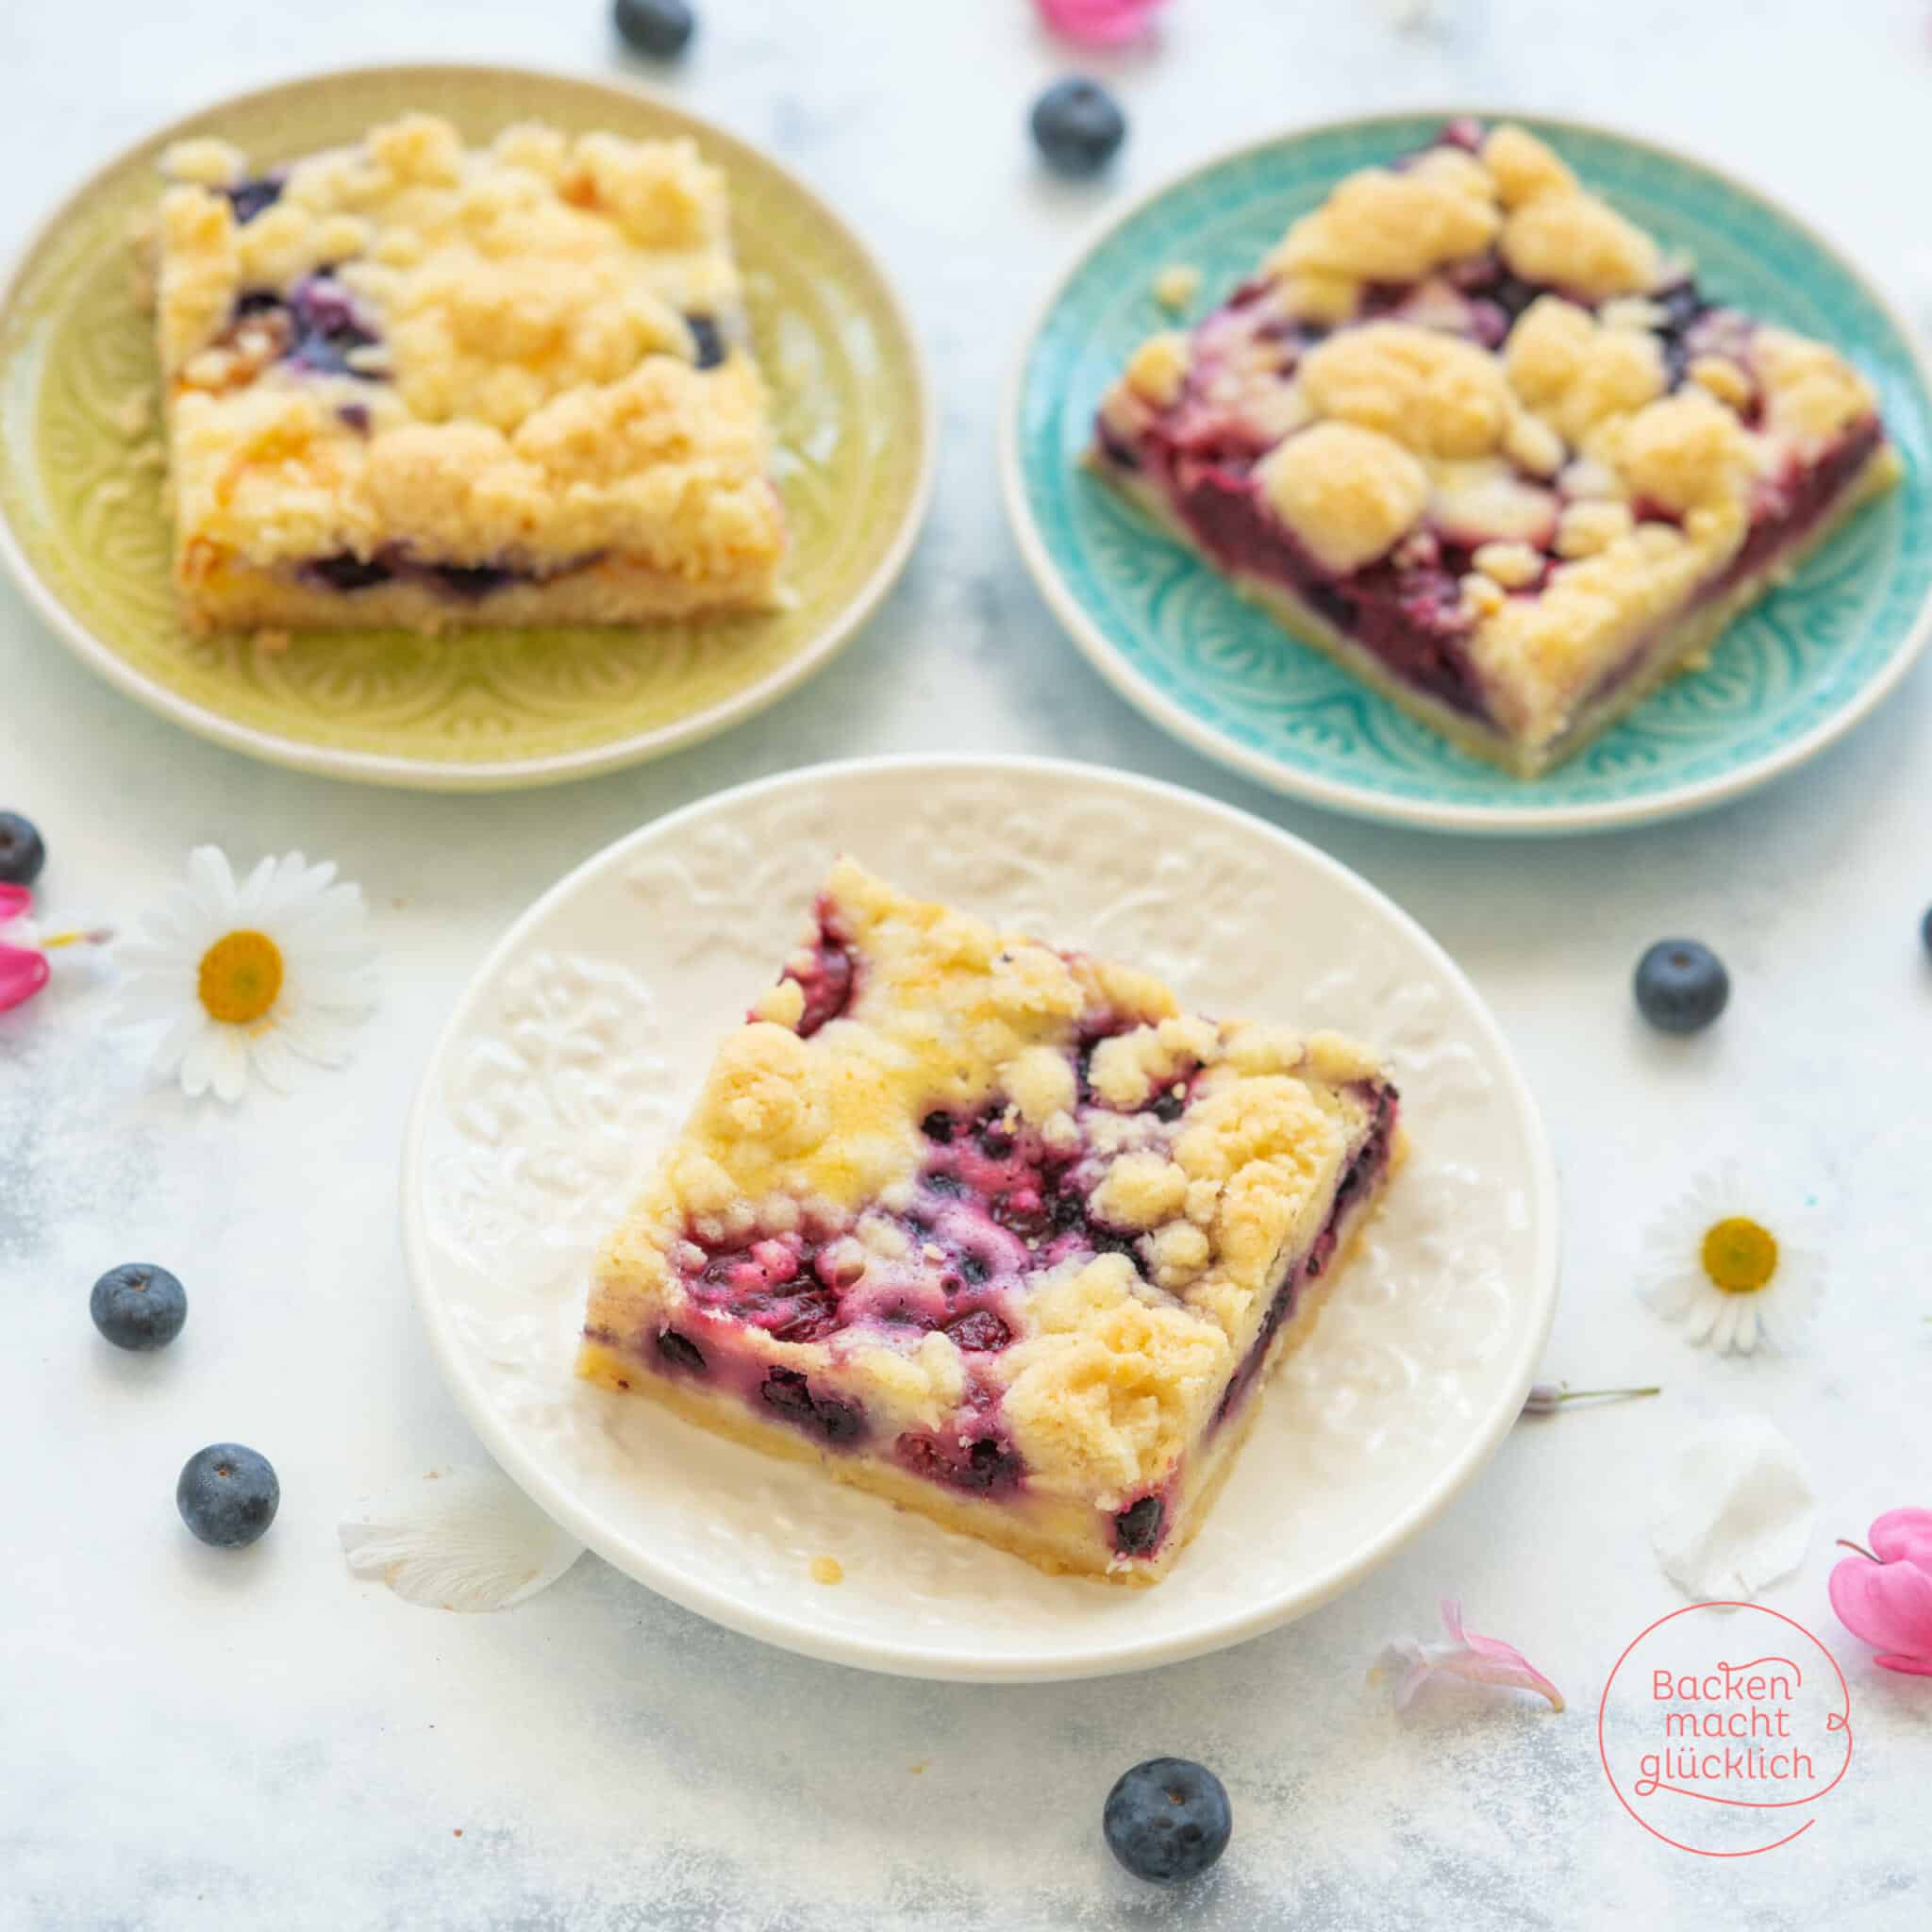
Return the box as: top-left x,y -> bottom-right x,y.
1099,126 -> 1890,745
297,546 -> 602,600
759,1367 -> 866,1446
1112,1493 -> 1167,1558
1209,1081 -> 1399,1436
685,312 -> 726,370
222,175 -> 285,225
897,1431 -> 1024,1496
773,898 -> 859,1037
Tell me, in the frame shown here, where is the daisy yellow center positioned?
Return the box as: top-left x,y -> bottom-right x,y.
197,929 -> 284,1026
1700,1217 -> 1778,1294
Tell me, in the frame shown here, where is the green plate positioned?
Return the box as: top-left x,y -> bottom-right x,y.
0,65 -> 933,789
1004,112 -> 1932,834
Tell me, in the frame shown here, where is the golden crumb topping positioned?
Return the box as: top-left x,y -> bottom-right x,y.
1091,119 -> 1893,762
1300,323 -> 1510,459
1271,147 -> 1500,289
149,113 -> 783,595
1257,421 -> 1429,574
584,862 -> 1391,1501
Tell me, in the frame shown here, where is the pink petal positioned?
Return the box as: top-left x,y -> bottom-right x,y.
1875,1653 -> 1932,1675
1437,1597 -> 1563,1709
0,882 -> 31,927
1829,1554 -> 1932,1663
1870,1508 -> 1932,1573
1036,0 -> 1170,47
0,943 -> 49,1012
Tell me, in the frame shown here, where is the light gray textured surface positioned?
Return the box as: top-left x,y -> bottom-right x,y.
2,2 -> 1928,1925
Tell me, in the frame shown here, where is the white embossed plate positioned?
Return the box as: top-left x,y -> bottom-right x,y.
401,758 -> 1559,1679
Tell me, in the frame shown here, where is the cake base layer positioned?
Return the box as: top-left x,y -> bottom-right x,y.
580,1132 -> 1404,1585
177,552 -> 784,636
1092,445 -> 1898,778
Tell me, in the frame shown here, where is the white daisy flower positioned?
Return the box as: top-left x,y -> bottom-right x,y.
1639,1162 -> 1824,1356
116,846 -> 376,1103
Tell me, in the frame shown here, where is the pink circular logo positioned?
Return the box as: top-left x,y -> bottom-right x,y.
1598,1603 -> 1853,1857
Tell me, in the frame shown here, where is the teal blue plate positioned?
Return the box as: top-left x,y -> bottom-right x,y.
1003,113 -> 1932,834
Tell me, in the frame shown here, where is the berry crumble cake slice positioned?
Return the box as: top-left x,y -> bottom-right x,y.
1091,120 -> 1901,776
578,859 -> 1404,1584
146,114 -> 785,634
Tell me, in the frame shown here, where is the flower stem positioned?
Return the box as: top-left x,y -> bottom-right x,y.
1522,1382 -> 1661,1415
1836,1539 -> 1879,1563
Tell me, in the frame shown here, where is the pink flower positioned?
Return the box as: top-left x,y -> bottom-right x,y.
0,884 -> 51,1012
0,884 -> 111,1013
1375,1597 -> 1564,1712
1829,1509 -> 1932,1676
1036,0 -> 1171,47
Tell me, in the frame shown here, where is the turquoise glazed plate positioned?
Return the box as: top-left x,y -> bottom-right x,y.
1003,112 -> 1932,835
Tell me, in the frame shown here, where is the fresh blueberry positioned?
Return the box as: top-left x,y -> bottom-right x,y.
1634,939 -> 1730,1034
176,1444 -> 279,1548
1103,1758 -> 1232,1885
1030,77 -> 1127,177
0,811 -> 45,886
1922,905 -> 1932,958
89,1263 -> 188,1352
615,0 -> 695,58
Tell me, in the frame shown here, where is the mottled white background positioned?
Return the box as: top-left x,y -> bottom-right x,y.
4,2 -> 1930,1926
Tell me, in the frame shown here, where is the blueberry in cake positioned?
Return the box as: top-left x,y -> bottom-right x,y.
146,114 -> 784,634
578,860 -> 1403,1583
1091,120 -> 1901,775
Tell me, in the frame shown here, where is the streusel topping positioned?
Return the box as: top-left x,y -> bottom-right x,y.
591,860 -> 1391,1496
1095,120 -> 1890,751
151,114 -> 783,582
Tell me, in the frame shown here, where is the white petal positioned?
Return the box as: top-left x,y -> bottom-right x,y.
209,1028 -> 251,1104
276,1011 -> 358,1067
1647,1416 -> 1815,1601
151,1008 -> 209,1076
178,1029 -> 219,1098
246,1028 -> 300,1093
339,1466 -> 583,1611
1682,1292 -> 1723,1346
236,855 -> 279,920
256,852 -> 319,923
186,846 -> 240,922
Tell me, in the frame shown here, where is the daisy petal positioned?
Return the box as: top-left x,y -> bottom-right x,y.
185,846 -> 239,922
178,1031 -> 218,1099
209,1028 -> 249,1104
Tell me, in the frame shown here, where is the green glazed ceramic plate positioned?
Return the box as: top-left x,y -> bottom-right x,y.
1003,112 -> 1932,835
0,65 -> 934,790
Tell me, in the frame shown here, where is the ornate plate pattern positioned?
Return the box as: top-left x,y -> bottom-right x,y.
0,66 -> 932,789
401,758 -> 1559,1680
1004,113 -> 1932,834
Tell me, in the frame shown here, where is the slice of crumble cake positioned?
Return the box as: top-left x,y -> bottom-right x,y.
1091,119 -> 1899,775
147,112 -> 785,633
579,859 -> 1404,1584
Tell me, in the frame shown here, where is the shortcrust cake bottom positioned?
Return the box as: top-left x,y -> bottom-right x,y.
579,1135 -> 1403,1586
177,554 -> 785,636
1092,444 -> 1898,778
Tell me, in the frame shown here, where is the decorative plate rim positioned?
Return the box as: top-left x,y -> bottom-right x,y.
0,61 -> 938,792
397,753 -> 1563,1681
999,106 -> 1932,837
